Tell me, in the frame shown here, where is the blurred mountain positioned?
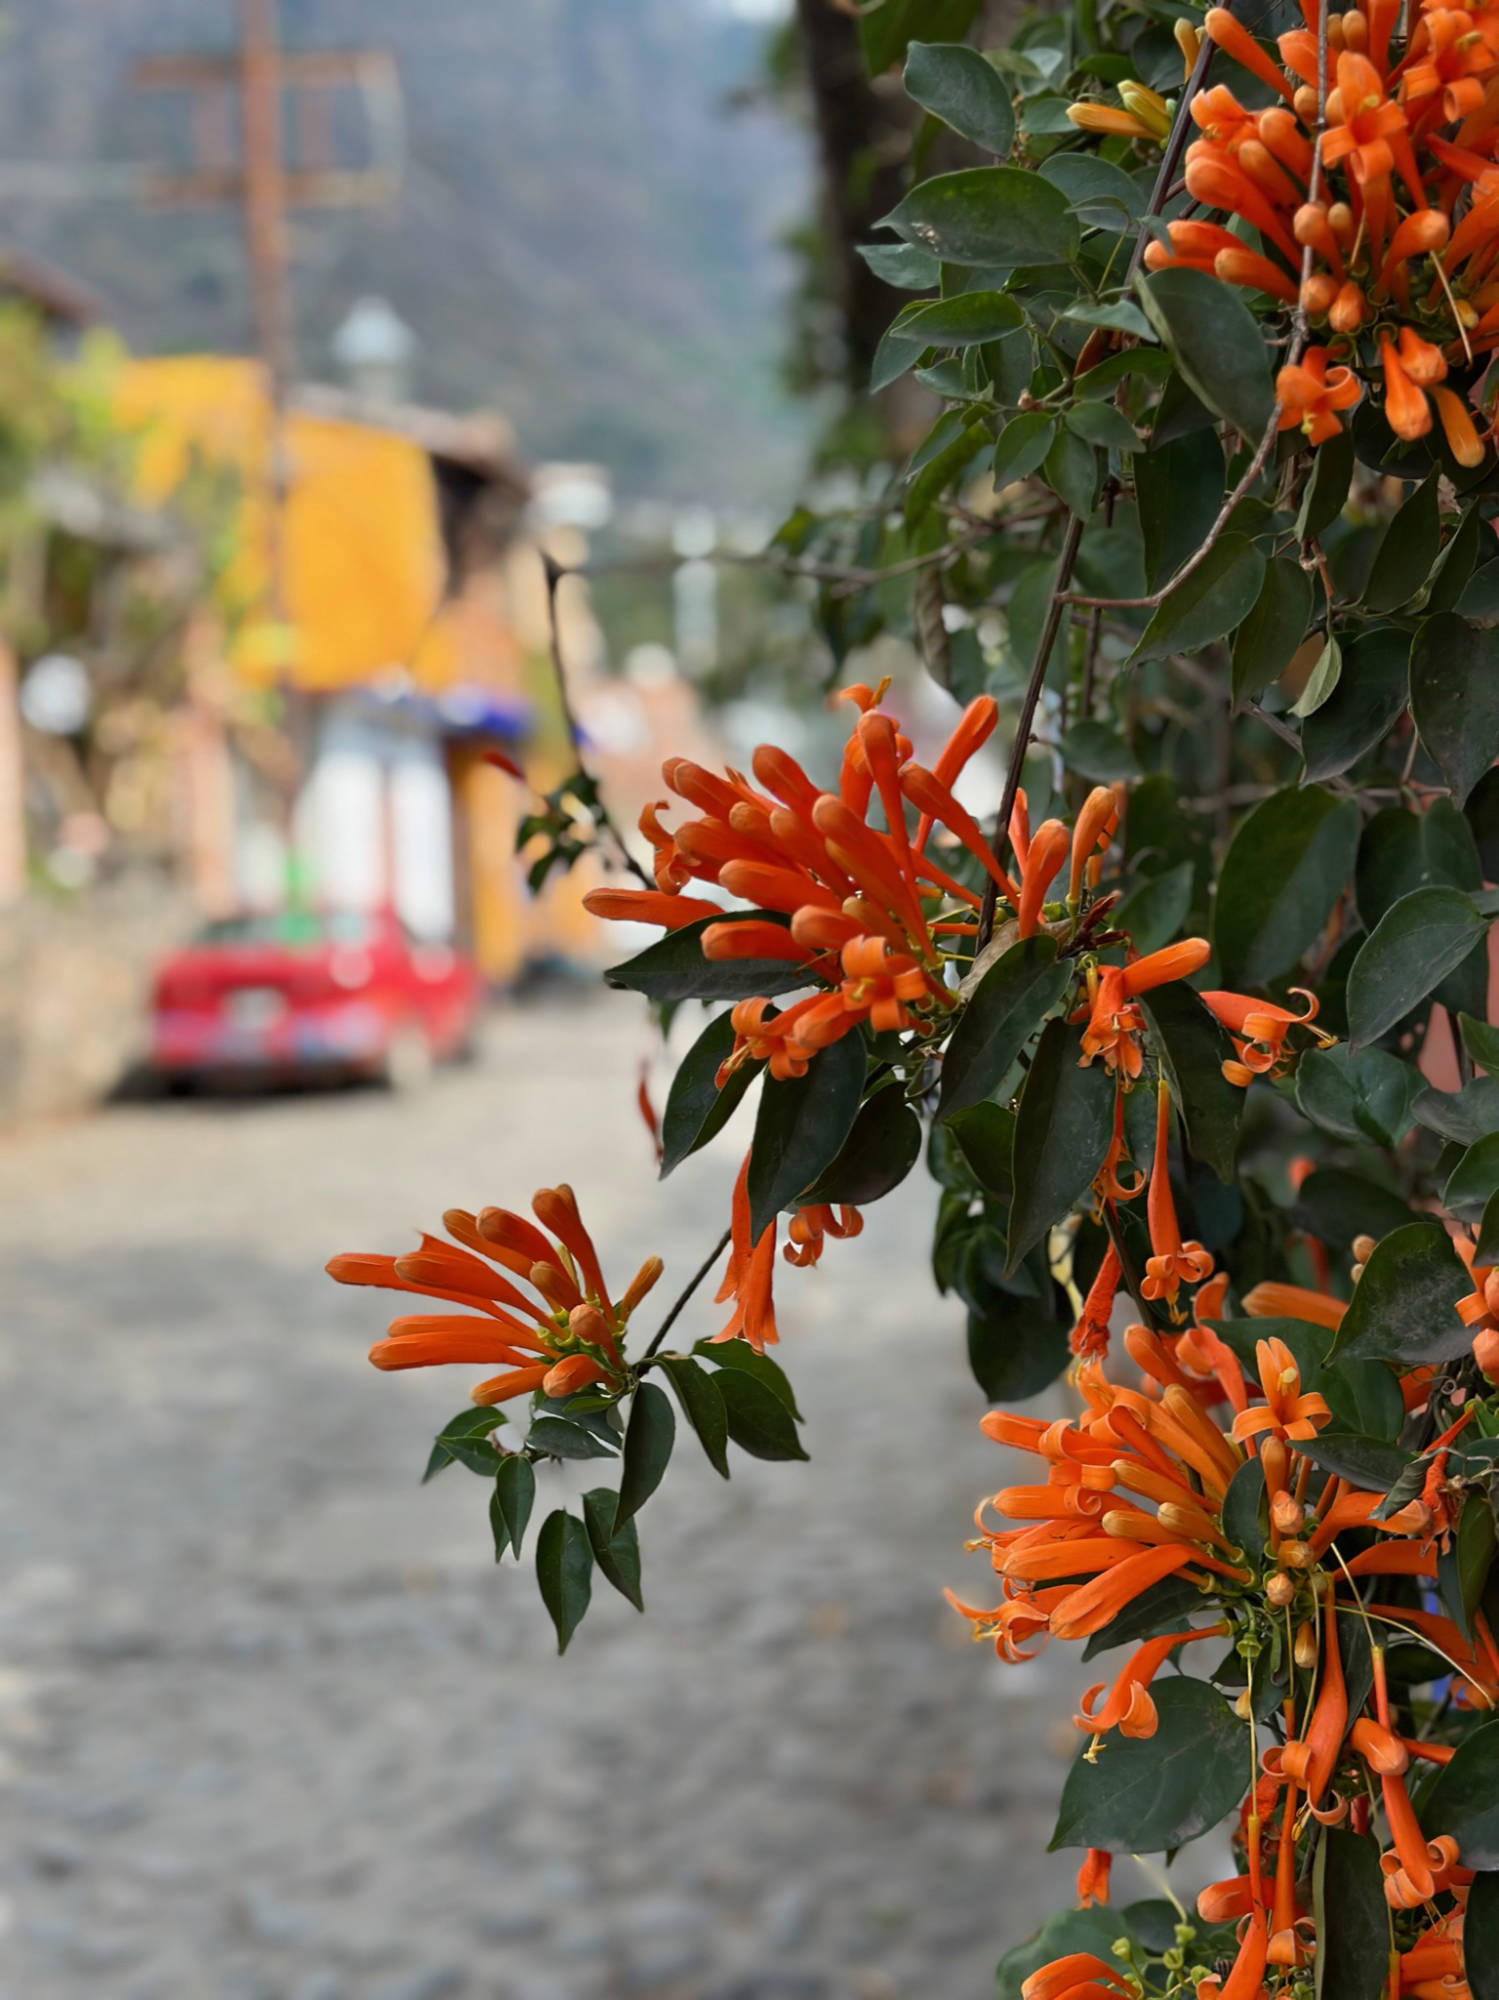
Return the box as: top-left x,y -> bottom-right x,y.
0,0 -> 813,500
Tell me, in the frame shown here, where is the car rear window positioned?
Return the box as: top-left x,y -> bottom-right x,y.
197,912 -> 373,947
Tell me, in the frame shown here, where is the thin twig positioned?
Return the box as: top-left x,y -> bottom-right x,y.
541,553 -> 652,888
638,1227 -> 733,1365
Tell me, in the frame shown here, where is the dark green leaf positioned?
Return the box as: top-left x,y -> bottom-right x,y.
1135,267 -> 1275,440
606,915 -> 805,1004
614,1381 -> 675,1531
660,1011 -> 759,1177
535,1509 -> 593,1654
1136,429 -> 1224,591
1232,557 -> 1316,705
1461,1013 -> 1499,1075
1347,887 -> 1486,1046
490,1454 -> 535,1559
716,1368 -> 809,1462
1291,1166 -> 1417,1252
860,0 -> 980,76
526,1413 -> 619,1461
904,41 -> 1015,155
1059,718 -> 1139,783
802,1084 -> 922,1205
1477,1186 -> 1499,1266
1212,788 -> 1360,988
1469,766 -> 1499,877
1418,1717 -> 1499,1865
1357,800 -> 1481,932
1042,425 -> 1099,517
1139,983 -> 1242,1182
583,1488 -> 644,1611
870,323 -> 928,394
995,1909 -> 1135,2000
1411,613 -> 1499,806
1114,861 -> 1194,956
896,288 -> 1024,346
1129,534 -> 1266,666
1301,627 -> 1412,784
1314,1830 -> 1389,2000
747,1031 -> 866,1240
1418,1077 -> 1499,1148
1041,152 -> 1142,231
1294,1431 -> 1413,1491
944,1101 -> 1015,1198
1289,634 -> 1342,720
1007,1018 -> 1116,1269
1467,1874 -> 1499,2000
695,1337 -> 803,1420
1296,424 -> 1355,541
1050,1676 -> 1248,1853
1363,473 -> 1442,613
993,411 -> 1057,488
1295,1045 -> 1422,1148
1080,1575 -> 1212,1661
1446,1131 -> 1499,1223
1222,1457 -> 1270,1567
879,167 -> 1077,267
1439,1491 -> 1496,1641
939,936 -> 1070,1119
966,1290 -> 1070,1401
655,1355 -> 729,1478
1330,1221 -> 1474,1365
856,240 -> 941,290
422,1406 -> 507,1482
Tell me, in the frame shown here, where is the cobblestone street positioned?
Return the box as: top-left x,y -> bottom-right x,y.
2,993 -> 1112,2000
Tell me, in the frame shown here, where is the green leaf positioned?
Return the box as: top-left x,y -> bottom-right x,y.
903,41 -> 1015,155
1314,1830 -> 1390,2000
1347,887 -> 1487,1046
996,1909 -> 1137,2000
1129,534 -> 1266,666
535,1509 -> 593,1654
1292,1166 -> 1417,1253
1114,861 -> 1194,956
939,936 -> 1070,1119
1232,557 -> 1316,705
660,1011 -> 759,1177
747,1031 -> 866,1241
655,1355 -> 729,1479
614,1381 -> 675,1531
1007,1018 -> 1116,1269
1363,473 -> 1442,613
1466,1873 -> 1499,2000
1461,1013 -> 1499,1075
1050,1676 -> 1248,1853
490,1454 -> 535,1559
1329,1220 -> 1474,1365
1294,1431 -> 1413,1491
1136,430 -> 1225,591
945,1100 -> 1015,1197
1476,1186 -> 1499,1265
1222,1458 -> 1269,1568
1418,1717 -> 1499,1865
1296,424 -> 1355,541
878,168 -> 1078,268
1289,634 -> 1342,720
1042,425 -> 1099,517
801,1084 -> 922,1205
606,915 -> 805,1004
1059,718 -> 1139,783
1295,1045 -> 1422,1148
1080,1575 -> 1212,1660
1357,800 -> 1481,932
1439,1491 -> 1496,1640
582,1488 -> 644,1611
716,1368 -> 809,1462
895,288 -> 1024,346
1446,1131 -> 1499,1223
1135,267 -> 1275,440
1212,788 -> 1360,988
1411,613 -> 1499,805
1040,152 -> 1142,231
966,1290 -> 1070,1401
992,411 -> 1057,488
695,1338 -> 803,1420
1415,1076 -> 1499,1146
870,323 -> 928,394
861,0 -> 980,76
856,239 -> 941,290
1139,983 -> 1242,1182
422,1406 -> 507,1482
1301,626 -> 1412,784
526,1414 -> 620,1461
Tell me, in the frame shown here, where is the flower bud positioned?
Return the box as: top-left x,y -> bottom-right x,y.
1279,1539 -> 1315,1570
1294,1620 -> 1318,1669
1266,1570 -> 1297,1606
1271,1491 -> 1305,1535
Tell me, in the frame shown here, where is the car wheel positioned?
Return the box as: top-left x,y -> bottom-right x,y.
381,1024 -> 434,1094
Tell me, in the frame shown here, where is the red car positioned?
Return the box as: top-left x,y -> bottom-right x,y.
150,908 -> 482,1089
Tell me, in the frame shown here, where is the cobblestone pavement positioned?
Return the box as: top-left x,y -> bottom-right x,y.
0,993 -> 1148,2000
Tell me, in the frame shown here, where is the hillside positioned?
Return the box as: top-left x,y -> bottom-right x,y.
0,0 -> 813,501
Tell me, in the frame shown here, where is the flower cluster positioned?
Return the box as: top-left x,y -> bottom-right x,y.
1141,1 -> 1499,456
